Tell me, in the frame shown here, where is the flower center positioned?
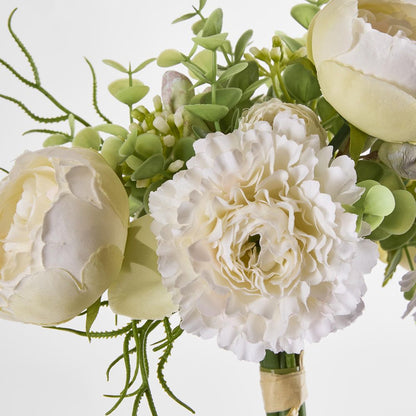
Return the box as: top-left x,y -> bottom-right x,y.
358,2 -> 416,40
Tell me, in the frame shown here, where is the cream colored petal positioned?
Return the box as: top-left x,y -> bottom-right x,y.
2,245 -> 122,325
108,215 -> 177,320
317,60 -> 416,142
310,0 -> 357,64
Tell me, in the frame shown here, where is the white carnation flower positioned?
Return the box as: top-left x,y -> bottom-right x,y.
149,113 -> 378,362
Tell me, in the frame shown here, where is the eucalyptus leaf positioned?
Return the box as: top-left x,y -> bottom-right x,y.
173,136 -> 196,162
115,85 -> 149,105
185,104 -> 229,121
101,136 -> 123,169
363,184 -> 395,217
187,49 -> 213,80
240,78 -> 268,102
192,19 -> 205,35
235,30 -> 253,62
228,61 -> 259,92
108,79 -> 143,97
102,59 -> 128,73
200,88 -> 242,108
132,58 -> 156,74
381,223 -> 416,251
199,0 -> 207,11
126,154 -> 143,171
363,213 -> 385,231
193,33 -> 228,50
157,49 -> 186,67
217,62 -> 248,83
283,62 -> 321,103
202,8 -> 223,37
119,132 -> 138,157
291,4 -> 320,29
131,153 -> 165,180
380,190 -> 416,235
135,133 -> 163,159
275,31 -> 303,52
72,127 -> 101,150
94,124 -> 128,139
172,12 -> 197,24
43,134 -> 70,147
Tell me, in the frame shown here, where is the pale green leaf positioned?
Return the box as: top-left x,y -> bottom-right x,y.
291,4 -> 320,29
86,297 -> 102,340
202,8 -> 223,37
101,136 -> 123,169
363,185 -> 395,217
172,12 -> 197,24
131,154 -> 165,180
193,33 -> 228,50
275,31 -> 303,52
234,30 -> 253,62
283,62 -> 321,103
94,124 -> 128,139
102,59 -> 128,73
115,85 -> 149,105
381,190 -> 416,235
135,133 -> 163,159
72,127 -> 101,150
43,134 -> 70,147
157,49 -> 186,67
217,62 -> 248,83
132,58 -> 156,73
184,103 -> 229,121
200,88 -> 242,108
173,137 -> 196,162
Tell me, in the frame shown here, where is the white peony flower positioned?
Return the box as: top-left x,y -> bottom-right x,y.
108,215 -> 177,320
308,0 -> 416,142
0,147 -> 129,325
149,112 -> 378,362
240,98 -> 327,147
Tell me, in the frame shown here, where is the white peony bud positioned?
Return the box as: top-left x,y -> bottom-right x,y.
309,0 -> 416,142
0,147 -> 129,325
239,98 -> 327,147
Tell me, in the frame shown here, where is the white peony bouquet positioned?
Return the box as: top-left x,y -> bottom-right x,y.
1,0 -> 416,415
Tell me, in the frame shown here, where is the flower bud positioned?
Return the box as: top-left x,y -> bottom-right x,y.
0,147 -> 129,325
161,71 -> 194,113
309,0 -> 416,142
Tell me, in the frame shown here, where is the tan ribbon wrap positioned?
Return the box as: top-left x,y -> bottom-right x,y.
260,353 -> 307,414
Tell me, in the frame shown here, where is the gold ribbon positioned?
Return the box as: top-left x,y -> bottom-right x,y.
260,352 -> 307,414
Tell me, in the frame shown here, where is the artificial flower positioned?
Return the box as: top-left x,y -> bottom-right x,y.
0,147 -> 129,325
149,110 -> 378,362
308,0 -> 416,142
239,98 -> 327,147
108,215 -> 177,320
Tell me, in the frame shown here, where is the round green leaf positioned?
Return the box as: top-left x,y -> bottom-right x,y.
291,4 -> 320,29
119,133 -> 138,157
184,104 -> 229,122
283,62 -> 321,103
380,190 -> 416,235
363,213 -> 385,231
101,136 -> 123,169
94,124 -> 128,139
363,184 -> 395,216
115,85 -> 149,106
72,127 -> 101,150
173,137 -> 195,162
135,133 -> 163,159
131,154 -> 165,180
188,49 -> 213,80
200,88 -> 242,108
202,8 -> 223,37
157,49 -> 185,67
108,79 -> 143,97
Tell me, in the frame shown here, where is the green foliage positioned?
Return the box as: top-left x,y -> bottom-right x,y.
291,3 -> 320,29
72,127 -> 101,150
185,103 -> 229,121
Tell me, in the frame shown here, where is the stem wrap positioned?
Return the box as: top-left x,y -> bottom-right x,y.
259,351 -> 307,415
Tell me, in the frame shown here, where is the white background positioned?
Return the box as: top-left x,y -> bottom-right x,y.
0,1 -> 415,415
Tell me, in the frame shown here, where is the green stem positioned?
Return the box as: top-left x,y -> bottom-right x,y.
404,246 -> 415,271
128,63 -> 133,124
211,50 -> 221,132
260,350 -> 306,416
